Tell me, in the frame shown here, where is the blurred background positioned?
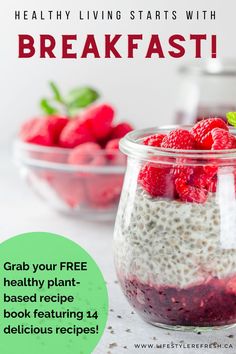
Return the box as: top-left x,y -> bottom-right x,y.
1,0 -> 236,148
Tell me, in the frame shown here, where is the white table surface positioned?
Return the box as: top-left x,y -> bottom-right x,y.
1,148 -> 236,354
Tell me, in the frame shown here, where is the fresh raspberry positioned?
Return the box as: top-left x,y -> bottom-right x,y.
105,138 -> 120,151
173,164 -> 218,197
211,128 -> 236,150
49,173 -> 85,208
173,165 -> 193,182
49,116 -> 69,144
81,104 -> 115,140
204,166 -> 218,175
161,129 -> 195,150
190,166 -> 217,190
200,132 -> 214,150
59,118 -> 95,148
177,165 -> 218,200
20,116 -> 69,146
86,175 -> 124,208
20,118 -> 55,146
175,178 -> 208,203
143,134 -> 166,147
68,142 -> 105,166
190,118 -> 229,149
208,176 -> 217,193
105,138 -> 126,166
110,122 -> 133,139
138,164 -> 175,198
203,166 -> 218,191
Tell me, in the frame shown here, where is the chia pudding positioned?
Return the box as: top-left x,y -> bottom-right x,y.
114,121 -> 236,329
114,187 -> 236,327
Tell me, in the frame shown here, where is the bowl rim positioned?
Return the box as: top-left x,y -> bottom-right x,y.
13,140 -> 126,174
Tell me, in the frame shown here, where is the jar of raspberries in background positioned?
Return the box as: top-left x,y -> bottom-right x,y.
175,59 -> 236,125
114,116 -> 236,331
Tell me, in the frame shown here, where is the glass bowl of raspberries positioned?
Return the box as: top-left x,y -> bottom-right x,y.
114,113 -> 236,331
14,99 -> 133,221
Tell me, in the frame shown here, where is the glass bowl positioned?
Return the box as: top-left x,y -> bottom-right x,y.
14,141 -> 126,221
114,125 -> 236,331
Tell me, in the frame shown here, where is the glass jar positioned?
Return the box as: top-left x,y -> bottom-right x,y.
114,126 -> 236,331
175,59 -> 236,125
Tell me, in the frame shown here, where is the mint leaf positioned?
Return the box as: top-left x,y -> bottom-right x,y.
66,87 -> 99,110
40,84 -> 99,118
40,98 -> 58,115
226,112 -> 236,127
49,81 -> 64,103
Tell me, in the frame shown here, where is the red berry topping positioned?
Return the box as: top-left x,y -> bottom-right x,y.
204,166 -> 218,175
68,142 -> 105,166
161,129 -> 195,150
173,165 -> 193,182
190,166 -> 217,190
203,166 -> 218,192
211,128 -> 236,150
143,134 -> 166,147
175,178 -> 208,203
190,118 -> 228,149
59,118 -> 95,148
138,164 -> 175,198
20,118 -> 52,146
81,104 -> 115,140
110,122 -> 133,139
208,176 -> 217,193
138,118 -> 236,201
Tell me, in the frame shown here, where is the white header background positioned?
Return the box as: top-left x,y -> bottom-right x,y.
1,0 -> 235,146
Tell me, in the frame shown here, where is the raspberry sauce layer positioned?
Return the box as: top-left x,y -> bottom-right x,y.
119,275 -> 236,327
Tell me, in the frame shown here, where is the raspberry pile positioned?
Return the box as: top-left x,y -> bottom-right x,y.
19,103 -> 133,209
139,118 -> 236,203
20,103 -> 133,150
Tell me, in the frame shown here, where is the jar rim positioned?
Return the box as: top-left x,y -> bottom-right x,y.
120,125 -> 236,161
